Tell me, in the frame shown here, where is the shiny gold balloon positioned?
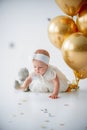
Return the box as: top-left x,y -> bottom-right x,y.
48,16 -> 78,49
62,32 -> 87,73
55,0 -> 85,16
74,67 -> 87,79
76,4 -> 87,36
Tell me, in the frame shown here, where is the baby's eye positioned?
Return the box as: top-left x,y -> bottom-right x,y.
39,67 -> 43,69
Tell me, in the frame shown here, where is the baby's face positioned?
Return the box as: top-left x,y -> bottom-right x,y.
32,60 -> 48,75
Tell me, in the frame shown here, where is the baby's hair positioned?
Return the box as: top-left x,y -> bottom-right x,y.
34,49 -> 50,58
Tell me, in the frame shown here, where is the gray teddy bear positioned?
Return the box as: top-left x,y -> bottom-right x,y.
14,67 -> 29,92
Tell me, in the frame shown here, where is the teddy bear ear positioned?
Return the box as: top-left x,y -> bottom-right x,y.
18,68 -> 29,81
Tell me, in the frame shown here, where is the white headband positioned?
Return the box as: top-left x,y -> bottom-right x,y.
32,53 -> 50,65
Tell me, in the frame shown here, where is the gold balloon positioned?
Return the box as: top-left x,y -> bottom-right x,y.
55,0 -> 85,16
62,32 -> 87,74
74,67 -> 87,79
48,16 -> 78,49
76,4 -> 87,36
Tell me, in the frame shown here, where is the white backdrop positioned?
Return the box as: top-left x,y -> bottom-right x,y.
0,0 -> 80,83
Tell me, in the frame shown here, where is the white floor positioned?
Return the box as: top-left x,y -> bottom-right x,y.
0,79 -> 87,130
0,0 -> 87,130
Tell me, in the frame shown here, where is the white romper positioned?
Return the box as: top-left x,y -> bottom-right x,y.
29,65 -> 69,92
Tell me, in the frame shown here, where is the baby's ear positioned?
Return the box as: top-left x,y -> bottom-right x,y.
18,68 -> 29,81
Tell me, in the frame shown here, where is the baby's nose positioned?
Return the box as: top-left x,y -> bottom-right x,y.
36,68 -> 39,73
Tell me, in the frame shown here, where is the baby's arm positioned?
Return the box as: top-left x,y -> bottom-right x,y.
49,75 -> 60,99
21,76 -> 32,90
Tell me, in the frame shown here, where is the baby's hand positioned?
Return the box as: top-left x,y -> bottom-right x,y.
49,94 -> 58,99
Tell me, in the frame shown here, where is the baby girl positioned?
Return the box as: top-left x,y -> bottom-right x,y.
15,49 -> 71,99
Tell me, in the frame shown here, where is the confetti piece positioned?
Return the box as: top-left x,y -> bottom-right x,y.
44,108 -> 48,112
41,108 -> 48,113
44,119 -> 49,122
64,104 -> 69,106
48,113 -> 55,117
60,123 -> 64,126
20,112 -> 24,115
12,114 -> 16,117
41,109 -> 44,111
47,18 -> 51,21
85,126 -> 87,129
22,99 -> 27,102
9,42 -> 15,48
41,125 -> 47,128
18,103 -> 22,105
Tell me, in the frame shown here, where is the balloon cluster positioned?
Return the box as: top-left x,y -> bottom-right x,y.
48,0 -> 87,86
